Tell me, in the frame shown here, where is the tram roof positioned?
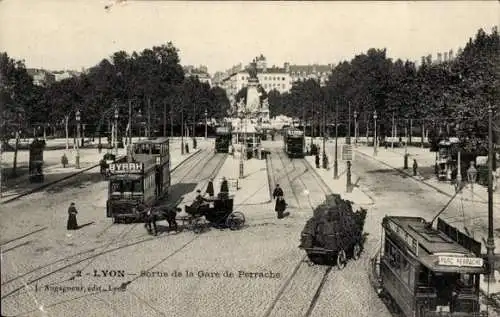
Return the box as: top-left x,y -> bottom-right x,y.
133,137 -> 169,145
384,216 -> 472,256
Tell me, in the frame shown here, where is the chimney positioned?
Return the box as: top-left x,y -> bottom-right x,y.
443,52 -> 448,62
437,53 -> 442,63
426,54 -> 432,65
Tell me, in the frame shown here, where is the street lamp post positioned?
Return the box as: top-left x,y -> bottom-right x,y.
239,112 -> 246,179
354,110 -> 358,147
404,119 -> 409,169
373,110 -> 378,156
114,108 -> 119,157
467,161 -> 477,221
75,110 -> 81,169
486,105 -> 495,281
347,102 -> 352,192
322,107 -> 327,169
205,109 -> 208,139
181,110 -> 185,155
333,101 -> 339,179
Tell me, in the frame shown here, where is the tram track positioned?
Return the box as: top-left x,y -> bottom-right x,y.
273,150 -> 307,209
0,150 -> 223,302
4,151 -> 230,317
262,150 -> 337,317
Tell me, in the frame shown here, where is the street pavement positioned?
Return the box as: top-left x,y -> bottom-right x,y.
2,138 -> 499,317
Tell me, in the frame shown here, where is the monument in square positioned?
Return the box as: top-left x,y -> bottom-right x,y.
237,59 -> 270,123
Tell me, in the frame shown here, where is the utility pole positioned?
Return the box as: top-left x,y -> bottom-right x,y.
373,110 -> 378,156
75,110 -> 81,169
128,99 -> 132,151
347,102 -> 352,192
181,109 -> 185,155
391,112 -> 395,149
486,104 -> 495,280
147,98 -> 151,138
334,100 -> 339,179
163,100 -> 167,137
114,108 -> 118,157
204,109 -> 208,139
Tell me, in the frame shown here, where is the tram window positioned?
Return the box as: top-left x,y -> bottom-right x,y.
400,255 -> 411,285
152,145 -> 161,154
111,181 -> 121,194
459,273 -> 474,287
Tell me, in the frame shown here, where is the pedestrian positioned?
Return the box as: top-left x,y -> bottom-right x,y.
273,184 -> 286,219
206,178 -> 215,198
143,206 -> 158,236
97,143 -> 103,154
315,153 -> 320,169
185,143 -> 189,154
163,207 -> 180,232
413,159 -> 418,177
61,153 -> 68,168
193,137 -> 197,149
67,202 -> 79,230
220,177 -> 229,194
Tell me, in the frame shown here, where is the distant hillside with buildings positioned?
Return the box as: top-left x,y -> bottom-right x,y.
217,54 -> 334,105
26,68 -> 84,86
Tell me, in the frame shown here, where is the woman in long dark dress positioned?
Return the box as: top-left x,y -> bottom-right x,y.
67,202 -> 78,230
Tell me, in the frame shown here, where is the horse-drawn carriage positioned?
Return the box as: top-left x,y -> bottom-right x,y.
183,194 -> 245,233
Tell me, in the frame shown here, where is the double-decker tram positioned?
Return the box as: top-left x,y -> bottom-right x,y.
374,216 -> 487,317
106,137 -> 170,222
215,126 -> 232,153
283,128 -> 305,158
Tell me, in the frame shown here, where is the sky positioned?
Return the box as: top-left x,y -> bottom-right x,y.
0,0 -> 498,75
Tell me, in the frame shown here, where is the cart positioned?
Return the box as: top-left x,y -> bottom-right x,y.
184,196 -> 245,233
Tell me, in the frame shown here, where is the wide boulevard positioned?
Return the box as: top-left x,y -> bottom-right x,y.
1,139 -> 498,317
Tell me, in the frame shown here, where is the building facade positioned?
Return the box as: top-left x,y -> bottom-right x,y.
218,55 -> 334,103
183,65 -> 212,87
27,69 -> 56,87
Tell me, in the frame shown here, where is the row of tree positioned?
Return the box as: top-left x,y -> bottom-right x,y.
1,42 -> 231,142
264,27 -> 499,151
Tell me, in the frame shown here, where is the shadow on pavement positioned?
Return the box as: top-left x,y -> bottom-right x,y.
165,182 -> 198,205
77,222 -> 95,229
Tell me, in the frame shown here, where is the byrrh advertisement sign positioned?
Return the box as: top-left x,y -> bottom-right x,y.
109,163 -> 143,173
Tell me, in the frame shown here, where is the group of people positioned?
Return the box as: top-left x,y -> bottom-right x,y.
190,177 -> 229,212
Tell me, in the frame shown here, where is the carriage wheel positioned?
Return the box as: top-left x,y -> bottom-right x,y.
337,249 -> 347,269
192,218 -> 204,234
352,243 -> 362,260
226,212 -> 245,230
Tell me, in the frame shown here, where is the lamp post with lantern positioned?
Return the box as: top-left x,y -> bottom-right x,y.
114,108 -> 119,156
75,110 -> 81,169
354,110 -> 358,147
205,109 -> 208,139
373,110 -> 378,156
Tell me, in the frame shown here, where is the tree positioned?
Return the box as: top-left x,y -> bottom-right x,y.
0,52 -> 37,176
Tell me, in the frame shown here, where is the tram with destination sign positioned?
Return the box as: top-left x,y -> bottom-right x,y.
215,126 -> 232,153
106,138 -> 171,222
283,128 -> 305,158
371,216 -> 487,317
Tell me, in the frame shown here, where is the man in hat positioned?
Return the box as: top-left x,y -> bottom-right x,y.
191,189 -> 210,213
143,206 -> 158,236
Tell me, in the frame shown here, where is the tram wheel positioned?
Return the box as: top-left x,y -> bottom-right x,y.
352,243 -> 362,260
337,249 -> 347,269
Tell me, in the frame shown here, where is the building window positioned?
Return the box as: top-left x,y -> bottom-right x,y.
282,84 -> 285,88
282,77 -> 285,81
241,76 -> 244,80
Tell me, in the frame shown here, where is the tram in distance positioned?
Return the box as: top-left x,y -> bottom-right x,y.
283,128 -> 305,158
106,137 -> 171,222
373,215 -> 488,317
215,125 -> 232,153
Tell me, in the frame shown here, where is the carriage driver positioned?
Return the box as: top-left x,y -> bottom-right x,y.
191,189 -> 210,212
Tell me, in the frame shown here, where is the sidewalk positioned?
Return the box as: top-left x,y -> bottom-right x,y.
354,145 -> 500,206
303,156 -> 374,207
